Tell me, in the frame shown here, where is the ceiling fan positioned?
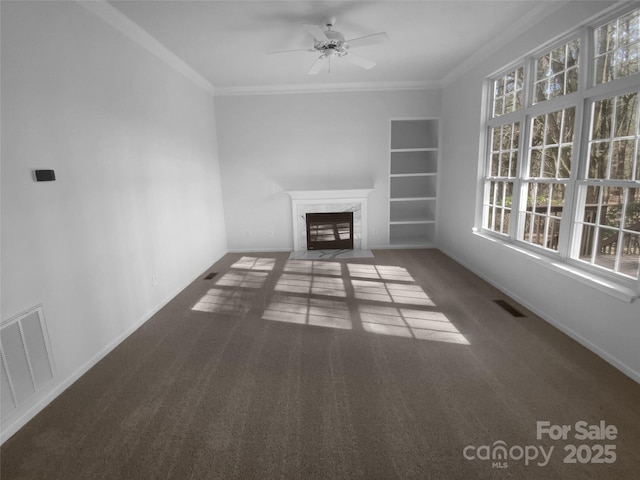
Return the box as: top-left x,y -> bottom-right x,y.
269,17 -> 389,75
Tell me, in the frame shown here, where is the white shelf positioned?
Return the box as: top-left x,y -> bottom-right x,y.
390,148 -> 439,153
390,173 -> 437,178
390,196 -> 436,202
389,118 -> 439,246
390,220 -> 436,225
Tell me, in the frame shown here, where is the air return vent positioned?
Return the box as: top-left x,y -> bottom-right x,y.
493,299 -> 526,317
1,306 -> 55,421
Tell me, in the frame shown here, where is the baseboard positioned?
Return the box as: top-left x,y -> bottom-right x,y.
438,246 -> 640,385
369,244 -> 436,250
0,257 -> 225,445
226,247 -> 292,253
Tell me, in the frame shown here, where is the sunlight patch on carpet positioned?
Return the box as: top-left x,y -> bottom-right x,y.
347,264 -> 414,282
215,270 -> 269,289
262,295 -> 351,330
192,288 -> 253,315
359,305 -> 469,345
231,256 -> 276,271
275,273 -> 346,297
351,279 -> 434,306
284,260 -> 342,276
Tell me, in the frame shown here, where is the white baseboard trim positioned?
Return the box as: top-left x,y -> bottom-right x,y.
226,247 -> 292,253
0,257 -> 225,445
438,246 -> 640,385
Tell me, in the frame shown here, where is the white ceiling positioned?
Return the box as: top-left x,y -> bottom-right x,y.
107,0 -> 558,94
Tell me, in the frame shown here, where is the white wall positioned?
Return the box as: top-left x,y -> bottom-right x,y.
1,0 -> 227,439
438,1 -> 640,381
215,89 -> 441,251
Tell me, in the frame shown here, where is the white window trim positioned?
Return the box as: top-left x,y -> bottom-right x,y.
477,4 -> 640,301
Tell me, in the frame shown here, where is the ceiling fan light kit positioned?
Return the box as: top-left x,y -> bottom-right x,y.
269,17 -> 388,75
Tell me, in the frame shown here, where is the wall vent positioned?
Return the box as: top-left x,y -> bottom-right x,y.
493,299 -> 526,317
1,306 -> 55,421
204,272 -> 218,280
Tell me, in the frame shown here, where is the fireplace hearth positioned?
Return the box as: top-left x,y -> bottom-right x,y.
306,212 -> 354,250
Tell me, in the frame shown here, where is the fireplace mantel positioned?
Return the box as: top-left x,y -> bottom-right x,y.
285,189 -> 374,251
285,189 -> 374,201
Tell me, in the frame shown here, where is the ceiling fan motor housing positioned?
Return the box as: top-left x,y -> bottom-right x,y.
315,30 -> 346,56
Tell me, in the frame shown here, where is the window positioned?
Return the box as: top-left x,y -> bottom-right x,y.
521,107 -> 575,250
481,5 -> 640,287
594,9 -> 640,84
492,66 -> 524,117
574,92 -> 640,277
483,122 -> 519,235
534,39 -> 579,102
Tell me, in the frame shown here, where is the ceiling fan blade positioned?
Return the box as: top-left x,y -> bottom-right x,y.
346,32 -> 389,49
267,48 -> 314,55
344,53 -> 376,70
308,57 -> 326,75
303,24 -> 329,42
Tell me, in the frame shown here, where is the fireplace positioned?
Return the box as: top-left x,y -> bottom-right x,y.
284,189 -> 374,251
306,212 -> 354,250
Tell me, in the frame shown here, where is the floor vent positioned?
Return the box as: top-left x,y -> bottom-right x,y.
1,306 -> 55,421
493,299 -> 526,317
204,272 -> 218,280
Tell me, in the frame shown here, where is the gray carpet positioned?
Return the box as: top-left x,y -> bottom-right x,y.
2,249 -> 639,479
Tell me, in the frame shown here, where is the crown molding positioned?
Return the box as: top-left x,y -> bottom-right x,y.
76,0 -> 215,95
214,80 -> 441,97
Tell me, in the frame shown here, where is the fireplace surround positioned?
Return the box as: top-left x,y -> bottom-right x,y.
285,189 -> 374,251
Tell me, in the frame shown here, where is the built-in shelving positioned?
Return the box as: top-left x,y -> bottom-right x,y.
389,119 -> 439,247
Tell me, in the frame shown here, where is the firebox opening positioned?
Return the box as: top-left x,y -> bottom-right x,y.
306,212 -> 354,250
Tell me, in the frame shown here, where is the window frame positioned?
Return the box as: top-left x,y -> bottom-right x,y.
478,4 -> 640,297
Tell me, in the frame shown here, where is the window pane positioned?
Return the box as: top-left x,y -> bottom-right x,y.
510,152 -> 519,177
592,98 -> 613,139
594,53 -> 614,84
588,142 -> 610,179
533,38 -> 580,103
529,107 -> 575,179
578,223 -> 597,259
567,39 -> 580,68
521,107 -> 574,251
598,187 -> 623,228
611,139 -> 635,179
624,187 -> 640,229
566,68 -> 579,94
576,184 -> 640,279
595,21 -> 615,55
529,149 -> 542,177
594,228 -> 620,269
594,9 -> 640,84
484,180 -> 513,235
619,232 -> 640,278
491,126 -> 501,150
502,123 -> 513,149
521,181 -> 566,251
491,153 -> 499,176
614,92 -> 638,137
558,147 -> 572,178
620,9 -> 640,45
492,67 -> 524,117
494,97 -> 503,116
500,153 -> 510,176
544,148 -> 559,177
488,122 -> 519,179
588,92 -> 640,180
